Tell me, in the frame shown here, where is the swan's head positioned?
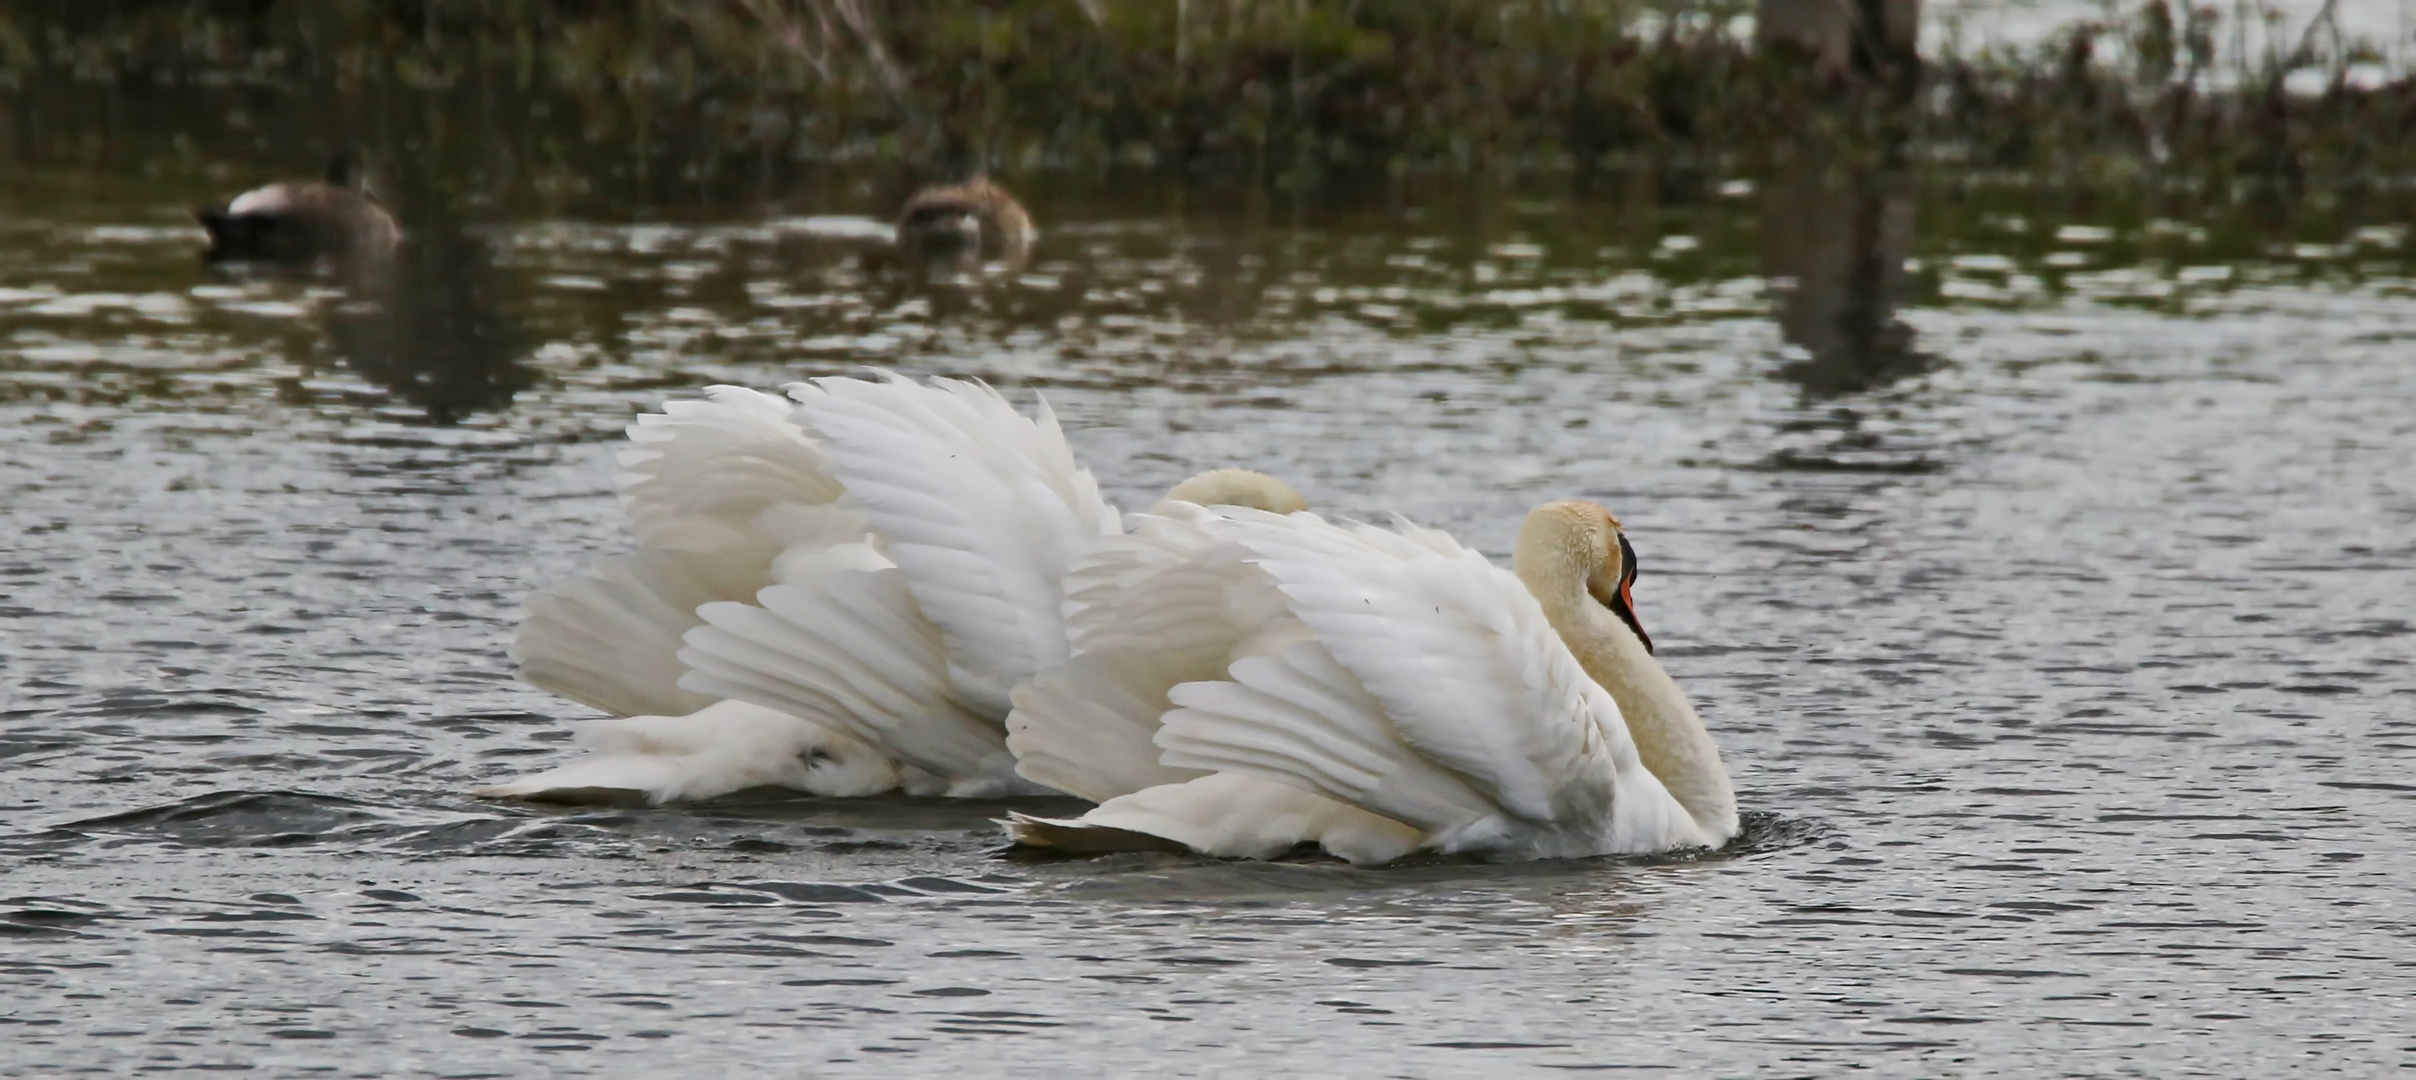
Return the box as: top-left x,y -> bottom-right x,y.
1520,500 -> 1653,655
1158,469 -> 1309,514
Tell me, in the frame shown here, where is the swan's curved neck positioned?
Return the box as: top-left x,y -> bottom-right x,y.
1516,520 -> 1736,841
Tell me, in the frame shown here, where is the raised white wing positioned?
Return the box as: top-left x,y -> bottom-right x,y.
618,385 -> 847,569
675,565 -> 1035,797
1156,512 -> 1680,853
1060,504 -> 1294,663
1156,633 -> 1501,839
1007,651 -> 1203,804
1005,504 -> 1291,800
1243,515 -> 1627,826
515,386 -> 858,717
514,550 -> 727,719
789,374 -> 1120,717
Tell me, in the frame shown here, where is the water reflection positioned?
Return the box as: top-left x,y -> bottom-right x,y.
317,220 -> 528,425
1762,172 -> 1930,398
9,148 -> 2416,1079
1,147 -> 2409,435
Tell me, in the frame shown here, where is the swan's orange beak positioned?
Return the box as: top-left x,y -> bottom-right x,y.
1590,532 -> 1654,654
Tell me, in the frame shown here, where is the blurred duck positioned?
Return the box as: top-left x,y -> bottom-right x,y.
197,153 -> 401,264
894,176 -> 1036,272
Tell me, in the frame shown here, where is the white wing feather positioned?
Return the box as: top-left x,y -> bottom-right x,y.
1006,651 -> 1205,804
789,374 -> 1119,716
1156,635 -> 1500,835
515,385 -> 862,717
1236,516 -> 1621,827
1149,511 -> 1698,856
618,385 -> 846,561
1060,504 -> 1295,661
1005,504 -> 1289,800
676,568 -> 1034,796
513,550 -> 727,719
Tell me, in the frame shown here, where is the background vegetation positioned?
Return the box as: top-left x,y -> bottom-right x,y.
3,0 -> 2410,214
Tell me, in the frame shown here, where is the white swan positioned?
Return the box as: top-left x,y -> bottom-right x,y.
1004,501 -> 1738,862
483,373 -> 1306,804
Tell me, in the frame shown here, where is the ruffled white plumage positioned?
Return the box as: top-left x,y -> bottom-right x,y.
667,373 -> 1125,796
1004,503 -> 1274,801
1174,512 -> 1709,858
511,386 -> 853,719
512,550 -> 726,720
1006,650 -> 1205,803
1014,507 -> 1725,862
1220,518 -> 1617,826
503,374 -> 1311,805
492,386 -> 899,804
791,374 -> 1119,716
1004,505 -> 1427,862
679,562 -> 1021,796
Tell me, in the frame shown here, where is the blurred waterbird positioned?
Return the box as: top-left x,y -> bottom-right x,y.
893,177 -> 1036,272
196,154 -> 401,264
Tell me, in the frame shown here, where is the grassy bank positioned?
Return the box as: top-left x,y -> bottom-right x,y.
2,0 -> 2411,208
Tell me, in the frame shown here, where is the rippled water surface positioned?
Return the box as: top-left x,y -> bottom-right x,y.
4,157 -> 2415,1077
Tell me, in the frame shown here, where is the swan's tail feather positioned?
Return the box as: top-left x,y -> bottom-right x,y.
1002,774 -> 1425,865
513,551 -> 729,720
1005,650 -> 1207,804
475,700 -> 901,804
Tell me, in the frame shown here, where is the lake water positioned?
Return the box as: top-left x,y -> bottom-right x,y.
4,139 -> 2415,1075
